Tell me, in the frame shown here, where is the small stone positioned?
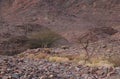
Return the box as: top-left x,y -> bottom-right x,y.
101,45 -> 107,48
96,70 -> 104,76
39,75 -> 47,79
49,75 -> 54,78
61,45 -> 69,50
108,75 -> 120,79
8,75 -> 12,79
0,71 -> 5,75
2,76 -> 9,79
81,74 -> 89,79
11,74 -> 19,79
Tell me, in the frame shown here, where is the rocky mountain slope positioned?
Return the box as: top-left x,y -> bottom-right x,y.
0,0 -> 120,79
0,0 -> 119,38
0,0 -> 120,55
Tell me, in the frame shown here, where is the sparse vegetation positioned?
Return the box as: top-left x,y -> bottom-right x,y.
48,56 -> 69,62
86,56 -> 114,67
77,36 -> 96,64
77,32 -> 120,67
63,54 -> 114,67
27,30 -> 61,48
19,52 -> 50,60
104,54 -> 120,67
18,49 -> 118,67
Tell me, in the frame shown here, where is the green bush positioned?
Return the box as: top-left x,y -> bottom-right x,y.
27,30 -> 61,48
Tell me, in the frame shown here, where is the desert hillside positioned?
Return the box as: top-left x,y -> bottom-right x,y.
0,0 -> 119,53
0,0 -> 120,79
0,0 -> 120,39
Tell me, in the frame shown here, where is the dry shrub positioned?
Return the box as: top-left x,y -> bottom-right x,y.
77,27 -> 118,67
35,53 -> 49,59
67,54 -> 87,65
48,56 -> 69,62
65,54 -> 86,61
27,30 -> 61,48
86,60 -> 114,67
86,57 -> 114,67
26,54 -> 35,59
62,54 -> 114,67
26,53 -> 49,60
106,54 -> 120,67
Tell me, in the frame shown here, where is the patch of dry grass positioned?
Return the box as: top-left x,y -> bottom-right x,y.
105,54 -> 120,67
58,54 -> 114,67
18,52 -> 118,67
48,56 -> 69,62
86,58 -> 114,67
24,53 -> 50,60
35,53 -> 50,59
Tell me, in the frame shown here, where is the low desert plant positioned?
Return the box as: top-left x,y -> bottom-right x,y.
105,54 -> 120,67
48,56 -> 69,62
27,30 -> 61,48
77,39 -> 96,63
25,53 -> 49,60
48,54 -> 114,67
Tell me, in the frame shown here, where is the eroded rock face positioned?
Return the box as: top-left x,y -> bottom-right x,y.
0,0 -> 120,16
78,27 -> 118,43
0,0 -> 119,26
